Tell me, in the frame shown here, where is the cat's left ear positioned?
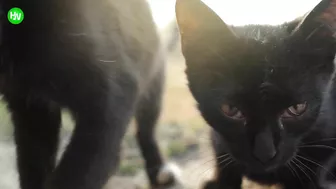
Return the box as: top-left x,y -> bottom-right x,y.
291,0 -> 336,49
175,0 -> 238,55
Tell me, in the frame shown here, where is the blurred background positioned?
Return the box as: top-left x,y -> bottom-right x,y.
0,0 -> 322,189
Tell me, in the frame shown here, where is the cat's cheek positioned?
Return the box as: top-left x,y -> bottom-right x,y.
277,138 -> 298,162
282,118 -> 318,135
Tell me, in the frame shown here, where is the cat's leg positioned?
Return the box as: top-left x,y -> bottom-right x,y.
135,71 -> 182,189
42,72 -> 138,189
5,95 -> 61,189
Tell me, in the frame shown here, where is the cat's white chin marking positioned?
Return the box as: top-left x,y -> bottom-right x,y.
157,162 -> 183,188
241,176 -> 283,189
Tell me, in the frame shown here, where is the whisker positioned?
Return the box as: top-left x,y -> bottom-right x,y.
204,154 -> 230,164
194,153 -> 230,167
286,162 -> 296,178
299,144 -> 336,151
293,158 -> 317,189
302,138 -> 336,145
289,160 -> 305,188
296,155 -> 336,180
197,157 -> 232,181
186,154 -> 230,177
218,156 -> 233,167
294,157 -> 317,177
217,153 -> 231,160
186,162 -> 213,181
196,167 -> 214,181
219,159 -> 234,173
292,159 -> 315,188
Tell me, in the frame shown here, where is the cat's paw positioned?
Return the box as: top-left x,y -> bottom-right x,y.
154,162 -> 184,189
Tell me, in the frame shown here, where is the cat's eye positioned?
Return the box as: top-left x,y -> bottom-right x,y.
281,102 -> 307,118
221,104 -> 245,120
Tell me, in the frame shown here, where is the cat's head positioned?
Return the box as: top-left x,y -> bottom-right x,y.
176,0 -> 336,173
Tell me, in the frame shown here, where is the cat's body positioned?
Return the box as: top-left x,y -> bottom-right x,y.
0,0 -> 180,189
175,0 -> 336,188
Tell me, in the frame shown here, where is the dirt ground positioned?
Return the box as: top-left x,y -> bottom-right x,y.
0,132 -> 214,189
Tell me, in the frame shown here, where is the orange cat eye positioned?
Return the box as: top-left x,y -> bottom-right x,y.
281,102 -> 307,118
221,104 -> 245,120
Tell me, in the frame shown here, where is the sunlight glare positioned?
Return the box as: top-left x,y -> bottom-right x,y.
147,0 -> 322,28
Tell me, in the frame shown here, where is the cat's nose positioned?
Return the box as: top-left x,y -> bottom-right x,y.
253,146 -> 276,163
253,130 -> 277,163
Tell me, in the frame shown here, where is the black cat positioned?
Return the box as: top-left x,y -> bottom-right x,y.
176,0 -> 336,188
0,0 -> 180,189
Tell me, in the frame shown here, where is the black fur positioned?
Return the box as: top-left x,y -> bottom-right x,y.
176,0 -> 336,188
0,0 -> 177,189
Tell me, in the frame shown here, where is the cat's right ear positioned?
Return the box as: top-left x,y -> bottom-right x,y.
175,0 -> 238,55
290,0 -> 336,51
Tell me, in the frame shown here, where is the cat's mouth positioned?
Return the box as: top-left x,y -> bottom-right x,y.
228,141 -> 297,174
236,153 -> 288,174
242,162 -> 281,175
245,161 -> 280,173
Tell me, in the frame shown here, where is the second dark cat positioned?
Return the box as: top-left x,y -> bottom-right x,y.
1,0 -> 180,189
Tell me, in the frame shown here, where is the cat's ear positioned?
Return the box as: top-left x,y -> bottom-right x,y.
286,15 -> 307,34
175,0 -> 238,55
291,0 -> 336,45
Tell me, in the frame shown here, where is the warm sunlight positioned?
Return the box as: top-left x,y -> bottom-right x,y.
148,0 -> 322,28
